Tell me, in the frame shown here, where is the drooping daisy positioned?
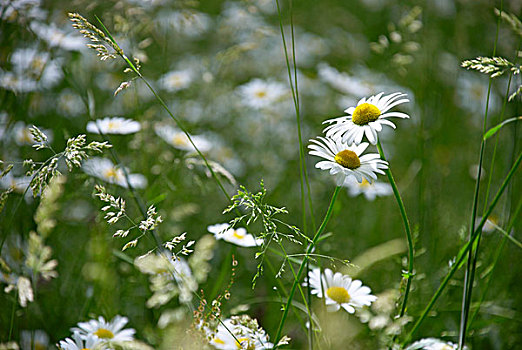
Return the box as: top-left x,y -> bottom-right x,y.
308,136 -> 388,186
405,338 -> 463,350
86,117 -> 141,135
307,268 -> 377,313
209,316 -> 274,350
72,315 -> 135,342
237,79 -> 287,109
207,223 -> 263,247
158,69 -> 193,92
82,157 -> 147,189
323,92 -> 410,145
154,124 -> 212,152
58,332 -> 100,350
343,176 -> 392,201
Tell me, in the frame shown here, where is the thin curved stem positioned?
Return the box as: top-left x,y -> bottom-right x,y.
376,140 -> 414,318
273,186 -> 341,348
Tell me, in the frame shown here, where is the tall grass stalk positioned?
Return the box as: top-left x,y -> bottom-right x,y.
275,1 -> 317,347
94,16 -> 232,202
376,141 -> 414,319
458,3 -> 502,347
467,40 -> 521,330
273,186 -> 341,348
403,149 -> 522,345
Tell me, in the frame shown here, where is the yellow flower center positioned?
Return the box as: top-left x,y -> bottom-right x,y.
255,90 -> 267,98
352,103 -> 381,125
172,134 -> 188,146
334,150 -> 360,169
214,337 -> 226,345
107,121 -> 117,130
94,328 -> 114,339
358,179 -> 371,188
21,129 -> 33,143
232,230 -> 245,239
236,337 -> 254,349
326,286 -> 351,304
104,168 -> 118,179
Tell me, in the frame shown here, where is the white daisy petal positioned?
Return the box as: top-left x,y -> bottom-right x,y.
308,136 -> 388,185
322,92 -> 410,145
306,268 -> 377,314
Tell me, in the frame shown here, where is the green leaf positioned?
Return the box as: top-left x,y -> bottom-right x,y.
484,116 -> 522,140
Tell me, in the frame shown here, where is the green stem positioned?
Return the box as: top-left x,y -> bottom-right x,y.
124,57 -> 231,201
273,186 -> 341,347
376,141 -> 414,318
403,150 -> 522,346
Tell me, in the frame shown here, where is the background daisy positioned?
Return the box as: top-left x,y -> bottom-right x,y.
207,223 -> 263,247
343,176 -> 393,201
86,117 -> 141,135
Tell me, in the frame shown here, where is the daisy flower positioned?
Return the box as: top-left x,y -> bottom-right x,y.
158,69 -> 193,92
308,136 -> 388,186
343,176 -> 392,201
58,332 -> 100,350
72,315 -> 135,342
323,92 -> 410,145
405,338 -> 463,350
86,117 -> 141,135
154,124 -> 212,152
209,316 -> 274,350
207,223 -> 263,247
307,268 -> 377,313
237,79 -> 286,109
82,157 -> 147,189
30,22 -> 86,51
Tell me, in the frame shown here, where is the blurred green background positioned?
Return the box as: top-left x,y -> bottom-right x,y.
1,0 -> 521,348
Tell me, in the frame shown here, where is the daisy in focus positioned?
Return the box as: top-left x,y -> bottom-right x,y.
207,223 -> 263,247
58,332 -> 100,350
86,117 -> 141,135
343,177 -> 392,201
154,124 -> 212,152
405,338 -> 462,350
209,315 -> 274,350
82,157 -> 147,189
237,79 -> 286,109
323,92 -> 409,145
308,136 -> 388,186
306,268 -> 377,313
71,315 -> 135,342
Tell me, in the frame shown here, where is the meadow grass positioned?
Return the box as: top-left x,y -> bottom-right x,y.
0,0 -> 521,349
